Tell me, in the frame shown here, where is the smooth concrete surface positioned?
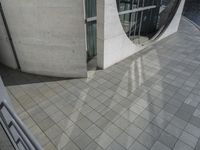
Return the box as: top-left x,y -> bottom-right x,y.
0,77 -> 12,105
97,0 -> 185,69
158,0 -> 185,40
0,0 -> 87,78
97,0 -> 140,69
6,18 -> 200,150
0,10 -> 17,69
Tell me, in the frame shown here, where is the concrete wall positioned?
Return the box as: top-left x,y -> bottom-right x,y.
97,0 -> 139,69
0,0 -> 87,78
0,9 -> 17,69
97,0 -> 185,69
158,0 -> 185,40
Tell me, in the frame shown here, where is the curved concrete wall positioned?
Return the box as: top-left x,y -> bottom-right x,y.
97,0 -> 139,69
97,0 -> 185,69
158,0 -> 185,40
0,0 -> 87,78
0,11 -> 17,69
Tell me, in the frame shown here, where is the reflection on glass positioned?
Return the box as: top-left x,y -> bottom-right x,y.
85,0 -> 96,18
85,0 -> 97,60
86,22 -> 97,59
117,0 -> 181,44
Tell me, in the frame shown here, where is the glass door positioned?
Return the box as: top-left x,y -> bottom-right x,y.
85,0 -> 97,61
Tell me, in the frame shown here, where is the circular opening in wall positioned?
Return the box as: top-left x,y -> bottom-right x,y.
116,0 -> 182,45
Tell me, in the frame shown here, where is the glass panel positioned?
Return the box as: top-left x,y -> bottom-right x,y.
85,0 -> 97,60
183,0 -> 200,26
86,21 -> 97,59
85,0 -> 96,18
117,0 -> 136,12
158,0 -> 180,29
117,0 -> 158,11
117,0 -> 181,44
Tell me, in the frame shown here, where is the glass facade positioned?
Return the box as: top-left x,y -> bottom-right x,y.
183,0 -> 200,27
85,0 -> 97,60
117,0 -> 181,44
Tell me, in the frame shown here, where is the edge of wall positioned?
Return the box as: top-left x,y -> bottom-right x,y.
97,0 -> 185,69
0,0 -> 87,78
0,4 -> 18,69
158,0 -> 186,41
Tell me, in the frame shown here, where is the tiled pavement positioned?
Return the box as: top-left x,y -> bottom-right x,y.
6,18 -> 200,150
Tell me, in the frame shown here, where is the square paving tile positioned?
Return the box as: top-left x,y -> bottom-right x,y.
86,110 -> 102,122
179,131 -> 198,148
107,141 -> 126,150
137,132 -> 157,149
65,125 -> 83,140
84,142 -> 103,150
85,124 -> 102,139
45,125 -> 63,140
104,123 -> 123,139
184,123 -> 200,138
174,140 -> 193,150
145,123 -> 162,139
114,116 -> 130,130
189,116 -> 200,128
175,104 -> 195,122
75,117 -> 93,130
165,123 -> 183,138
73,132 -> 92,149
95,132 -> 114,149
61,141 -> 80,150
159,131 -> 178,149
128,141 -> 148,150
151,141 -> 171,150
125,124 -> 143,139
134,116 -> 150,130
95,117 -> 111,130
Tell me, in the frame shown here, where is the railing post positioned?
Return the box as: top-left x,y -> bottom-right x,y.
0,101 -> 42,150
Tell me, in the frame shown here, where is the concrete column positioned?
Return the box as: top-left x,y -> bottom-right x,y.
158,0 -> 186,40
97,0 -> 141,69
97,0 -> 185,69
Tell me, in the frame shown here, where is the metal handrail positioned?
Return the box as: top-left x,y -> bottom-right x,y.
0,101 -> 42,150
118,5 -> 156,15
8,121 -> 32,150
16,138 -> 28,150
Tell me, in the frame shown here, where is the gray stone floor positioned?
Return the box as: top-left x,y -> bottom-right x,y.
6,18 -> 200,150
0,63 -> 64,86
